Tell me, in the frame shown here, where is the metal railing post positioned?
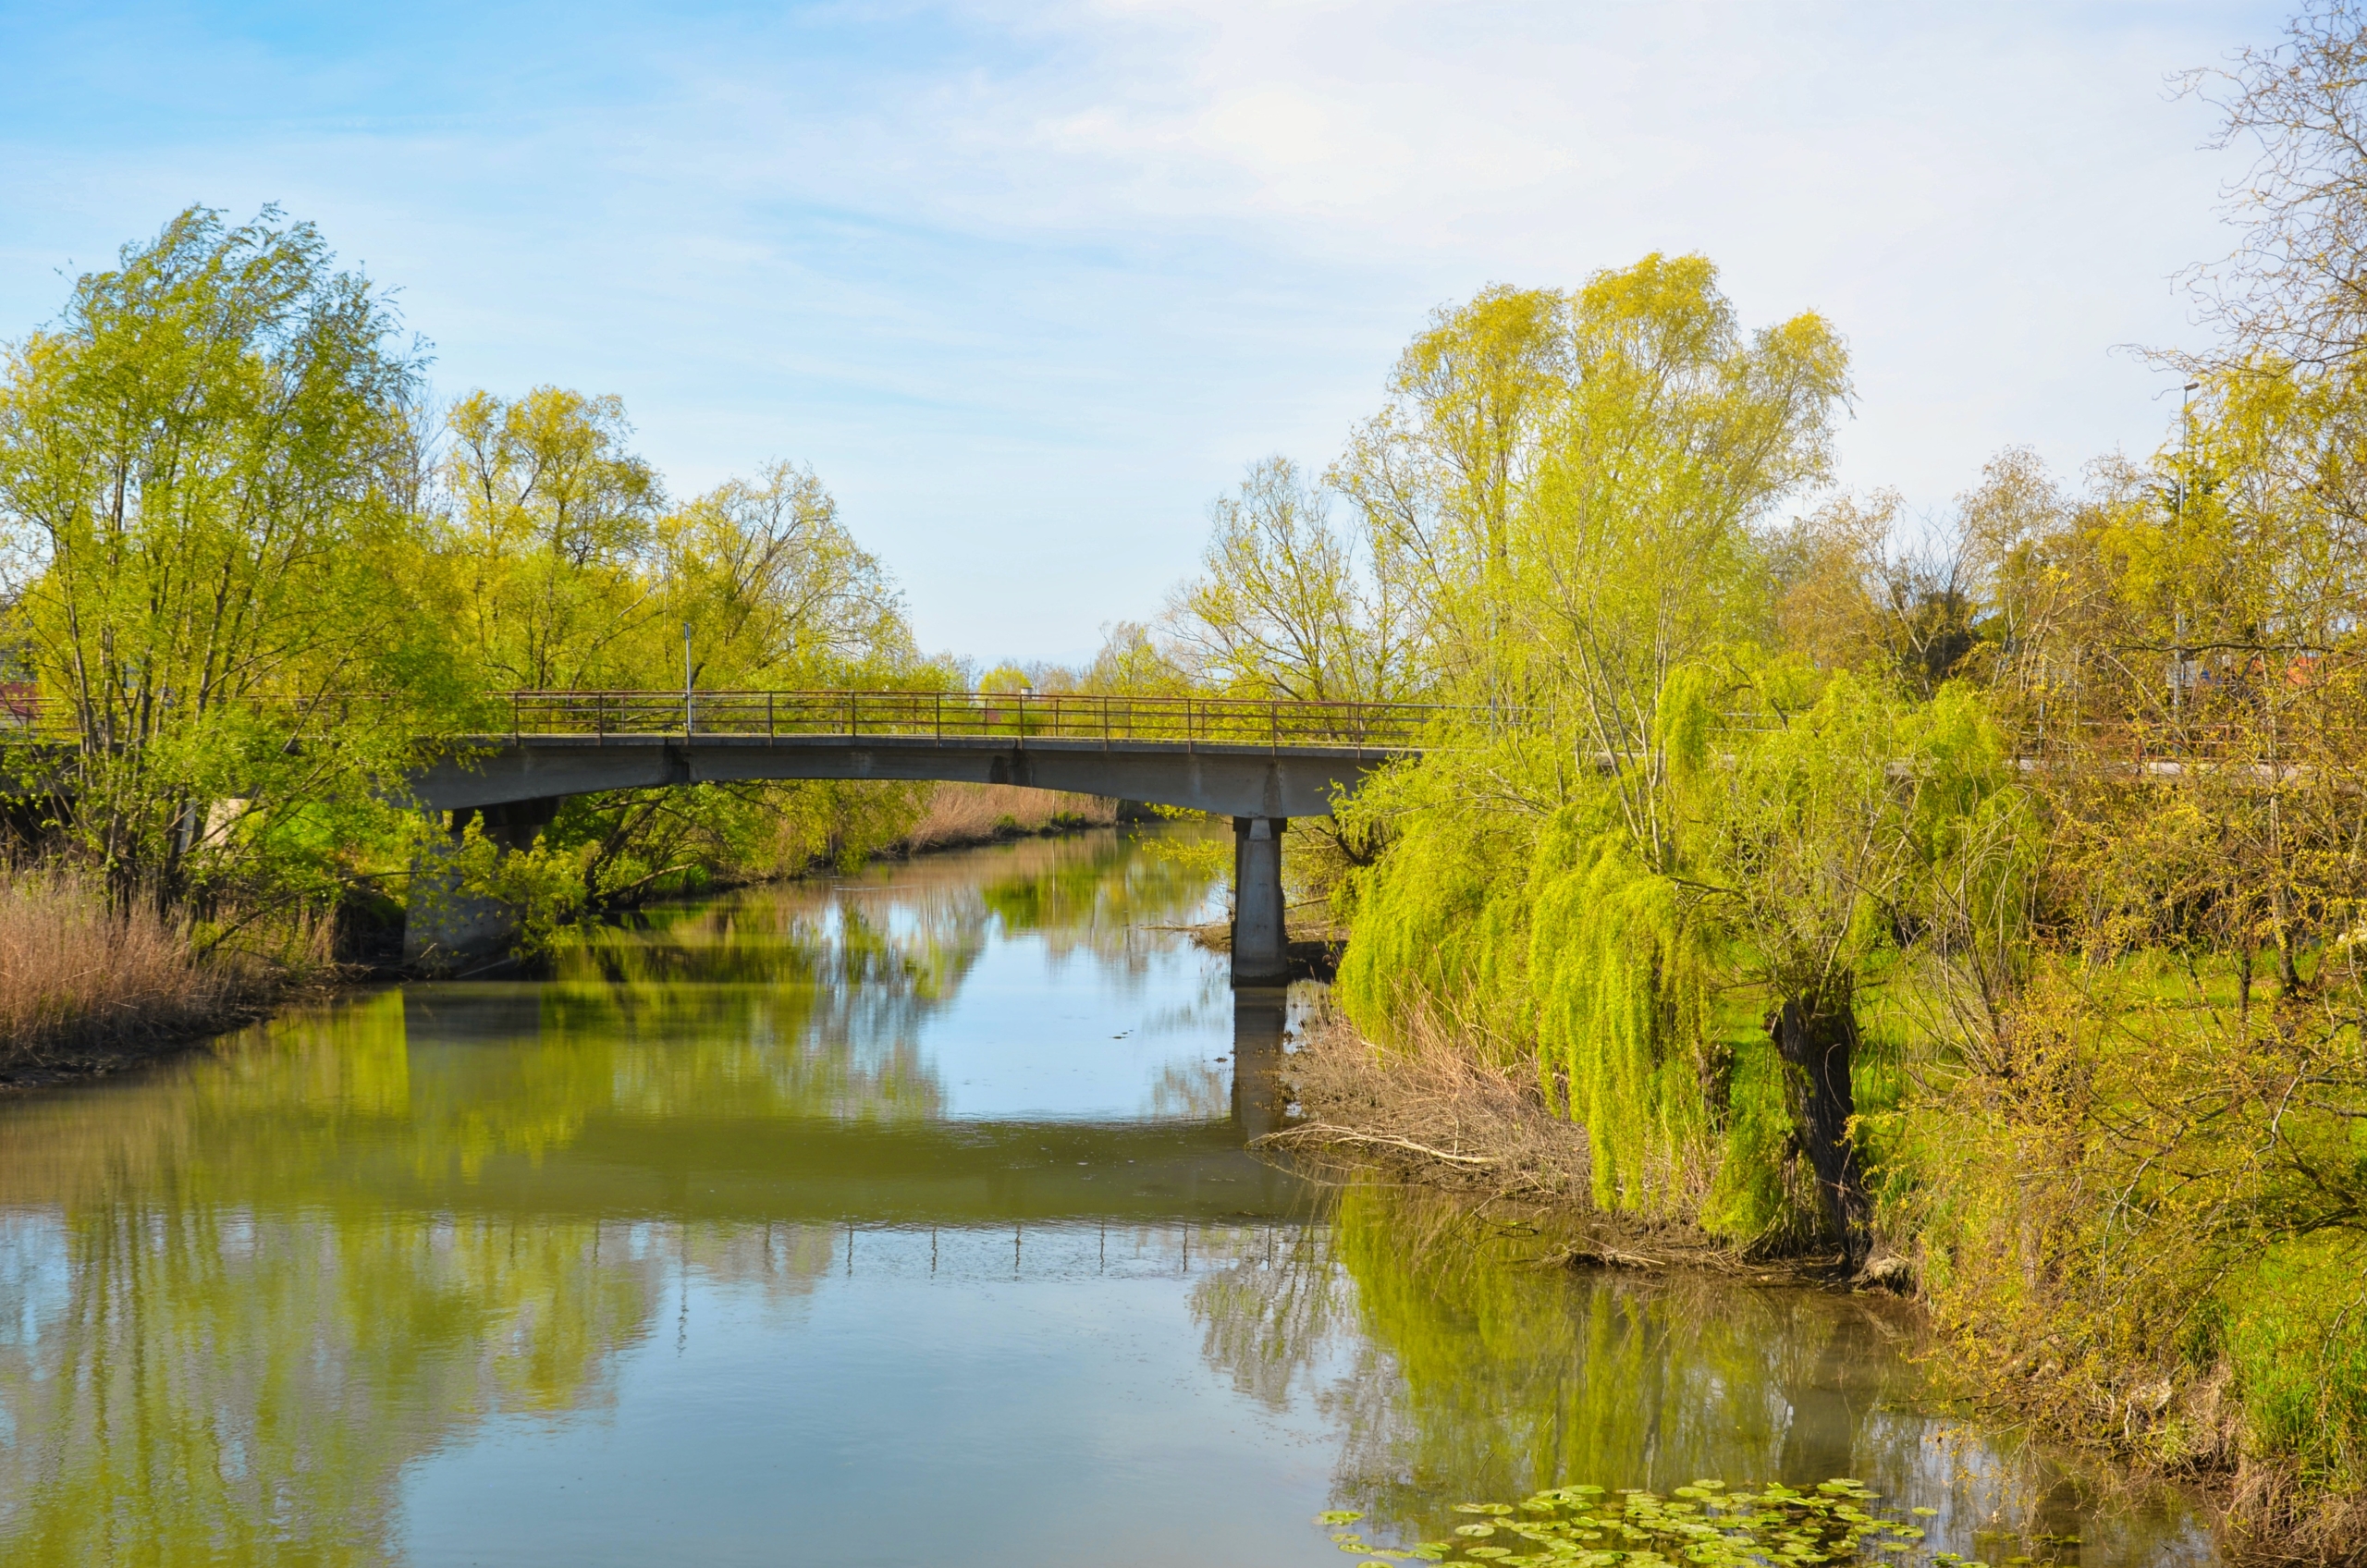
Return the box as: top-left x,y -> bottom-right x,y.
460,687 -> 1466,761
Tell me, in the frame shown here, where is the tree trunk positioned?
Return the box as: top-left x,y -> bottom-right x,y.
1770,989 -> 1870,1267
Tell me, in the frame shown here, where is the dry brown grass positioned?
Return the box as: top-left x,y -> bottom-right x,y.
1268,1006 -> 1596,1201
901,783 -> 1116,851
0,865 -> 269,1070
2228,1463 -> 2367,1567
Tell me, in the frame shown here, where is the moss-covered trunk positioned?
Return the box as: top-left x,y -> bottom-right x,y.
1770,988 -> 1869,1267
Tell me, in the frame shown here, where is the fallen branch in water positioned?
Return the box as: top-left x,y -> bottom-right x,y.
1549,1244 -> 1665,1268
1253,1122 -> 1500,1166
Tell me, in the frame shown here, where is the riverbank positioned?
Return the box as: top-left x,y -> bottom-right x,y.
0,864 -> 325,1092
1268,1002 -> 2359,1566
1264,1009 -> 1849,1280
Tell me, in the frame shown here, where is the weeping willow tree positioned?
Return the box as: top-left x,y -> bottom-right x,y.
1333,256 -> 1854,1236
1524,802 -> 1721,1218
1699,668 -> 2024,1261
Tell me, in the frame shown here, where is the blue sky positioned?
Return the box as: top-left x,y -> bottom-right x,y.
0,1 -> 2295,664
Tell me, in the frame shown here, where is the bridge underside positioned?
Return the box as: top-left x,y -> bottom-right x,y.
410,733 -> 1392,819
403,736 -> 1394,984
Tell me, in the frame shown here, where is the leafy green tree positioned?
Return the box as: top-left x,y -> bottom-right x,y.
425,388 -> 938,914
1077,620 -> 1192,696
439,386 -> 662,692
1332,260 -> 1854,1231
1167,455 -> 1417,704
660,459 -> 911,689
1331,283 -> 1568,690
0,206 -> 456,920
1494,255 -> 1849,864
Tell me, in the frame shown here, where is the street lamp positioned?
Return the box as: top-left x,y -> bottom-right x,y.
2174,381 -> 2199,723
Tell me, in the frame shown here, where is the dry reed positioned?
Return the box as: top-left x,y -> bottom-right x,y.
1268,1006 -> 1596,1202
901,784 -> 1116,851
0,866 -> 260,1067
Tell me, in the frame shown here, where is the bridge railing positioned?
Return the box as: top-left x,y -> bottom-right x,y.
491,690 -> 1441,751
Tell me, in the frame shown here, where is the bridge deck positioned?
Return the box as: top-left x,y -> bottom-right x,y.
414,731 -> 1417,817
413,690 -> 1432,817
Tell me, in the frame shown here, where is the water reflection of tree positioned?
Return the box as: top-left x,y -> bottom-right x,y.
1191,1183 -> 2219,1563
976,826 -> 1226,974
1193,1222 -> 1353,1410
1146,1060 -> 1230,1121
0,1201 -> 667,1564
0,989 -> 869,1563
548,863 -> 998,1123
0,1201 -> 860,1565
1258,1188 -> 1834,1519
0,828 -> 1232,1564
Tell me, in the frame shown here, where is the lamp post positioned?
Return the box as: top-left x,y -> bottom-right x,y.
2173,380 -> 2199,724
683,621 -> 694,735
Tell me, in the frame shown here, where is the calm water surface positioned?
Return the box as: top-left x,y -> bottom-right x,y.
0,828 -> 2217,1565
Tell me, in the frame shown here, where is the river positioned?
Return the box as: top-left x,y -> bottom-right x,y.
0,826 -> 2219,1565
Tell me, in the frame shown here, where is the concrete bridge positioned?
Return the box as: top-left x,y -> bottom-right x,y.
408,690 -> 1430,982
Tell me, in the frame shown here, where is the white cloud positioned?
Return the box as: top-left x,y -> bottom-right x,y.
0,0 -> 2298,659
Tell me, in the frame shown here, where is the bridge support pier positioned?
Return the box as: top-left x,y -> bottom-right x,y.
402,798 -> 562,969
1231,816 -> 1289,986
